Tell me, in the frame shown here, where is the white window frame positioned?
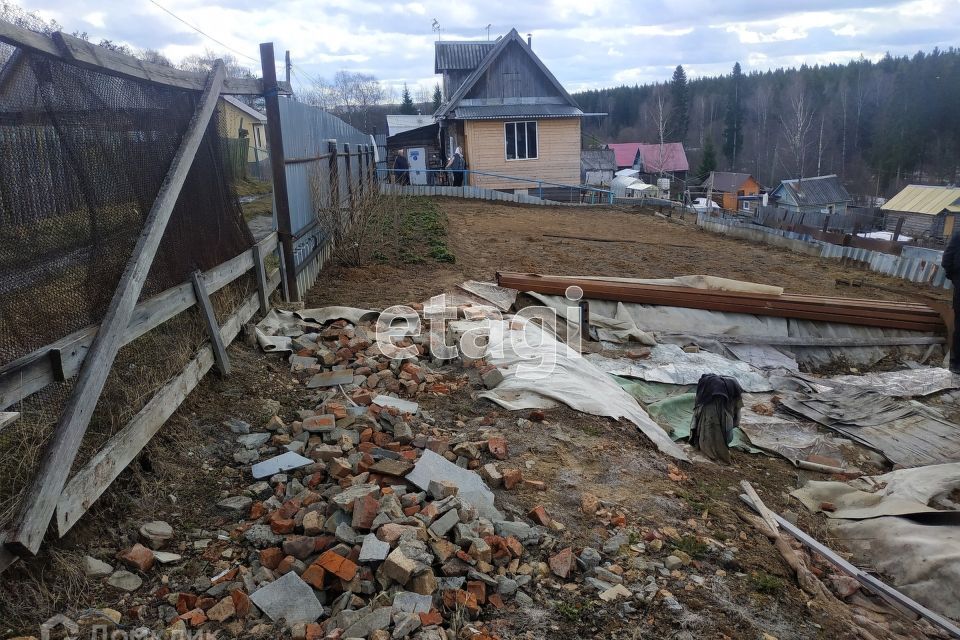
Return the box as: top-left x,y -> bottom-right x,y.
504,121 -> 538,161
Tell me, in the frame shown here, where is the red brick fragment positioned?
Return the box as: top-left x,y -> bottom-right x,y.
316,550 -> 358,581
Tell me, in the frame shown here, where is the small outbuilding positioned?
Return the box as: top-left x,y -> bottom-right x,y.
581,148 -> 617,186
770,175 -> 850,217
880,185 -> 960,239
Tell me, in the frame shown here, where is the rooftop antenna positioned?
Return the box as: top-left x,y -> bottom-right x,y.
485,24 -> 491,40
432,19 -> 441,41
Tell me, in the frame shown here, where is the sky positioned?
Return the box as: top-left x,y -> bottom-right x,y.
16,0 -> 960,96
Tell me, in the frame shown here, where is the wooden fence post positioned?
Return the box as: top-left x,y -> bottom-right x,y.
190,271 -> 230,376
4,63 -> 227,556
344,143 -> 353,205
894,217 -> 906,242
251,244 -> 270,315
259,42 -> 299,302
327,140 -> 340,210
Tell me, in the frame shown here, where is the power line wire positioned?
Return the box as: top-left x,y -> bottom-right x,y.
147,0 -> 259,64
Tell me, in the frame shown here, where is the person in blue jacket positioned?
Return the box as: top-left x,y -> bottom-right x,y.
941,231 -> 960,373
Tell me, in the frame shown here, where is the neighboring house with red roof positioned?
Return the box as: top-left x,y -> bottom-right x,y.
605,142 -> 688,181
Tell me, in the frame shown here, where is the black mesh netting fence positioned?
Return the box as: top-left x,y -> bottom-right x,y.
0,46 -> 259,552
0,48 -> 254,368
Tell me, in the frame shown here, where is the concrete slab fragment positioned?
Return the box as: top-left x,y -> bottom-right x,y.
307,369 -> 355,388
251,451 -> 313,479
406,450 -> 501,520
393,591 -> 433,613
372,395 -> 419,414
358,533 -> 390,562
249,571 -> 323,623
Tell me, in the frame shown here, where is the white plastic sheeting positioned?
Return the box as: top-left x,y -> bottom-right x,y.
791,464 -> 960,622
791,463 -> 960,519
830,516 -> 960,622
476,320 -> 687,460
826,367 -> 960,398
526,290 -> 927,369
585,345 -> 773,392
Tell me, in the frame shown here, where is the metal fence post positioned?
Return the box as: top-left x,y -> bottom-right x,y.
259,42 -> 299,301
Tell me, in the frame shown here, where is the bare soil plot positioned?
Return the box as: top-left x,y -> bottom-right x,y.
306,199 -> 947,309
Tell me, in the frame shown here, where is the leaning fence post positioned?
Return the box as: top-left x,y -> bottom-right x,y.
259,42 -> 299,302
190,271 -> 231,376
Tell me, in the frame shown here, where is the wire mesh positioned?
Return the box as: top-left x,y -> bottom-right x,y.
0,48 -> 253,368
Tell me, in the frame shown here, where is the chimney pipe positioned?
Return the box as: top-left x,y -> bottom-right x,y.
527,33 -> 532,47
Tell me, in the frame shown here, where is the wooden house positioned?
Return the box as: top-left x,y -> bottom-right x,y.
706,171 -> 762,211
606,142 -> 689,181
218,96 -> 268,162
770,175 -> 850,217
434,30 -> 584,192
881,185 -> 960,239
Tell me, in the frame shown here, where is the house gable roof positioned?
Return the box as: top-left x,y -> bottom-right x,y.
606,142 -> 689,173
881,185 -> 960,216
707,171 -> 757,193
773,175 -> 850,206
221,95 -> 267,123
435,41 -> 497,73
436,29 -> 580,119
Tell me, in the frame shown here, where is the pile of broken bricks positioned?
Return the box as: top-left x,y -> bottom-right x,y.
72,311 -> 738,639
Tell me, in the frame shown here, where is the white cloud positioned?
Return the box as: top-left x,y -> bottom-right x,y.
14,0 -> 960,93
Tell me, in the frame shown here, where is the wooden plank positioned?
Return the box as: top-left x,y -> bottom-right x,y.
55,274 -> 277,537
655,333 -> 945,347
190,271 -> 230,376
252,244 -> 270,316
740,497 -> 960,639
0,412 -> 18,433
4,63 -> 226,556
0,21 -> 275,94
260,42 -> 299,301
0,234 -> 276,411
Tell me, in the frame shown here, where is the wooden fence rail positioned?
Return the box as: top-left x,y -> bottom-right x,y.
0,232 -> 282,570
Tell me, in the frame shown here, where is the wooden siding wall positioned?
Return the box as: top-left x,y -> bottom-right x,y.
719,176 -> 761,210
443,70 -> 471,102
883,210 -> 940,238
218,101 -> 267,161
464,118 -> 581,190
464,41 -> 563,102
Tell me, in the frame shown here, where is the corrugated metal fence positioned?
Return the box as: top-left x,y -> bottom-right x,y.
276,100 -> 376,294
698,213 -> 950,289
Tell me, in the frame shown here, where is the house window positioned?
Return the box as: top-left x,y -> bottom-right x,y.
505,121 -> 538,160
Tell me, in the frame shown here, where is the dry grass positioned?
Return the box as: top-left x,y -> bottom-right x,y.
0,548 -> 94,631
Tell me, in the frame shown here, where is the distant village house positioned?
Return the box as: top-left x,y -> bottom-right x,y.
606,142 -> 689,183
770,175 -> 850,217
705,171 -> 762,212
880,185 -> 960,239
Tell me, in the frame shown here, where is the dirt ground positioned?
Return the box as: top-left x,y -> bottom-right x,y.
1,199 -> 950,639
305,199 -> 950,309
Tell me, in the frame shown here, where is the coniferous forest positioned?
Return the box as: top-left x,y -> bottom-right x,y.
574,49 -> 960,198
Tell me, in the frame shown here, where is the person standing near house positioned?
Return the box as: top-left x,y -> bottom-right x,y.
446,146 -> 465,187
393,150 -> 410,185
941,231 -> 960,373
